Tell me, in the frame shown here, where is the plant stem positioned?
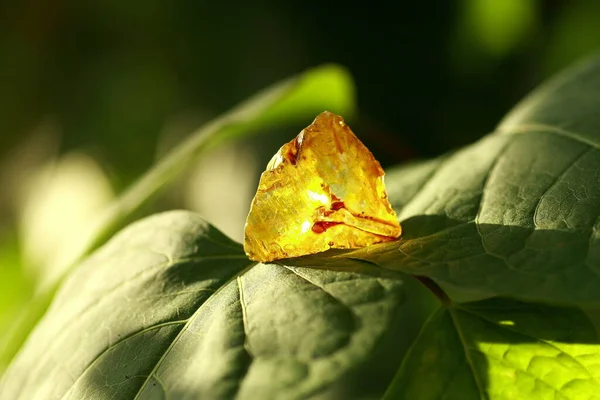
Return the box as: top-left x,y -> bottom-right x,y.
414,275 -> 451,306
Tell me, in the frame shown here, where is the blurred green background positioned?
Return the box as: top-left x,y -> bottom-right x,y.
2,0 -> 600,372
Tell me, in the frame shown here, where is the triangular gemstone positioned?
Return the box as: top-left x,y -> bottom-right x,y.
244,111 -> 401,262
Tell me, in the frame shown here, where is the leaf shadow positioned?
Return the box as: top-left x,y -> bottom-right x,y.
289,213 -> 600,306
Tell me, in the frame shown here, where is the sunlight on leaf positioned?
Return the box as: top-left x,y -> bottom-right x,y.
384,299 -> 600,399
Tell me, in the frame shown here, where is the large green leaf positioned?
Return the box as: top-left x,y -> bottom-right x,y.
0,211 -> 407,399
333,53 -> 600,306
384,298 -> 600,400
0,64 -> 356,375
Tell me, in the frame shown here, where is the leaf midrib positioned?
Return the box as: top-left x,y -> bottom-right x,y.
131,261 -> 257,399
448,308 -> 487,400
60,319 -> 188,400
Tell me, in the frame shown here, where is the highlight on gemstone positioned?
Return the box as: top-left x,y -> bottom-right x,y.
243,111 -> 401,262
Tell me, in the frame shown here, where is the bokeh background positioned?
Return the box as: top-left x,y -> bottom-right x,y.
2,0 -> 600,374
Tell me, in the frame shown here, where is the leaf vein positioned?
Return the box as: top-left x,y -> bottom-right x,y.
532,147 -> 593,230
60,320 -> 188,400
25,254 -> 248,389
474,350 -> 574,397
132,261 -> 256,399
474,140 -> 514,266
448,308 -> 486,400
281,266 -> 355,313
237,276 -> 252,356
498,123 -> 600,151
459,307 -> 599,383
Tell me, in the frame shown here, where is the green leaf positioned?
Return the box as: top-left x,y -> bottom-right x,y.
338,53 -> 600,305
0,211 -> 405,399
384,157 -> 449,213
384,298 -> 600,400
0,233 -> 33,373
0,64 -> 356,374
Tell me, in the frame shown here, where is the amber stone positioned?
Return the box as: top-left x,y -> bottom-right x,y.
244,111 -> 401,262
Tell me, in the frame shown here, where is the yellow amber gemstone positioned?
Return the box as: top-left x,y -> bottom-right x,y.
244,111 -> 401,262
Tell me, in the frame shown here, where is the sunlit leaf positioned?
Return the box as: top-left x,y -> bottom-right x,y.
384,299 -> 600,399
